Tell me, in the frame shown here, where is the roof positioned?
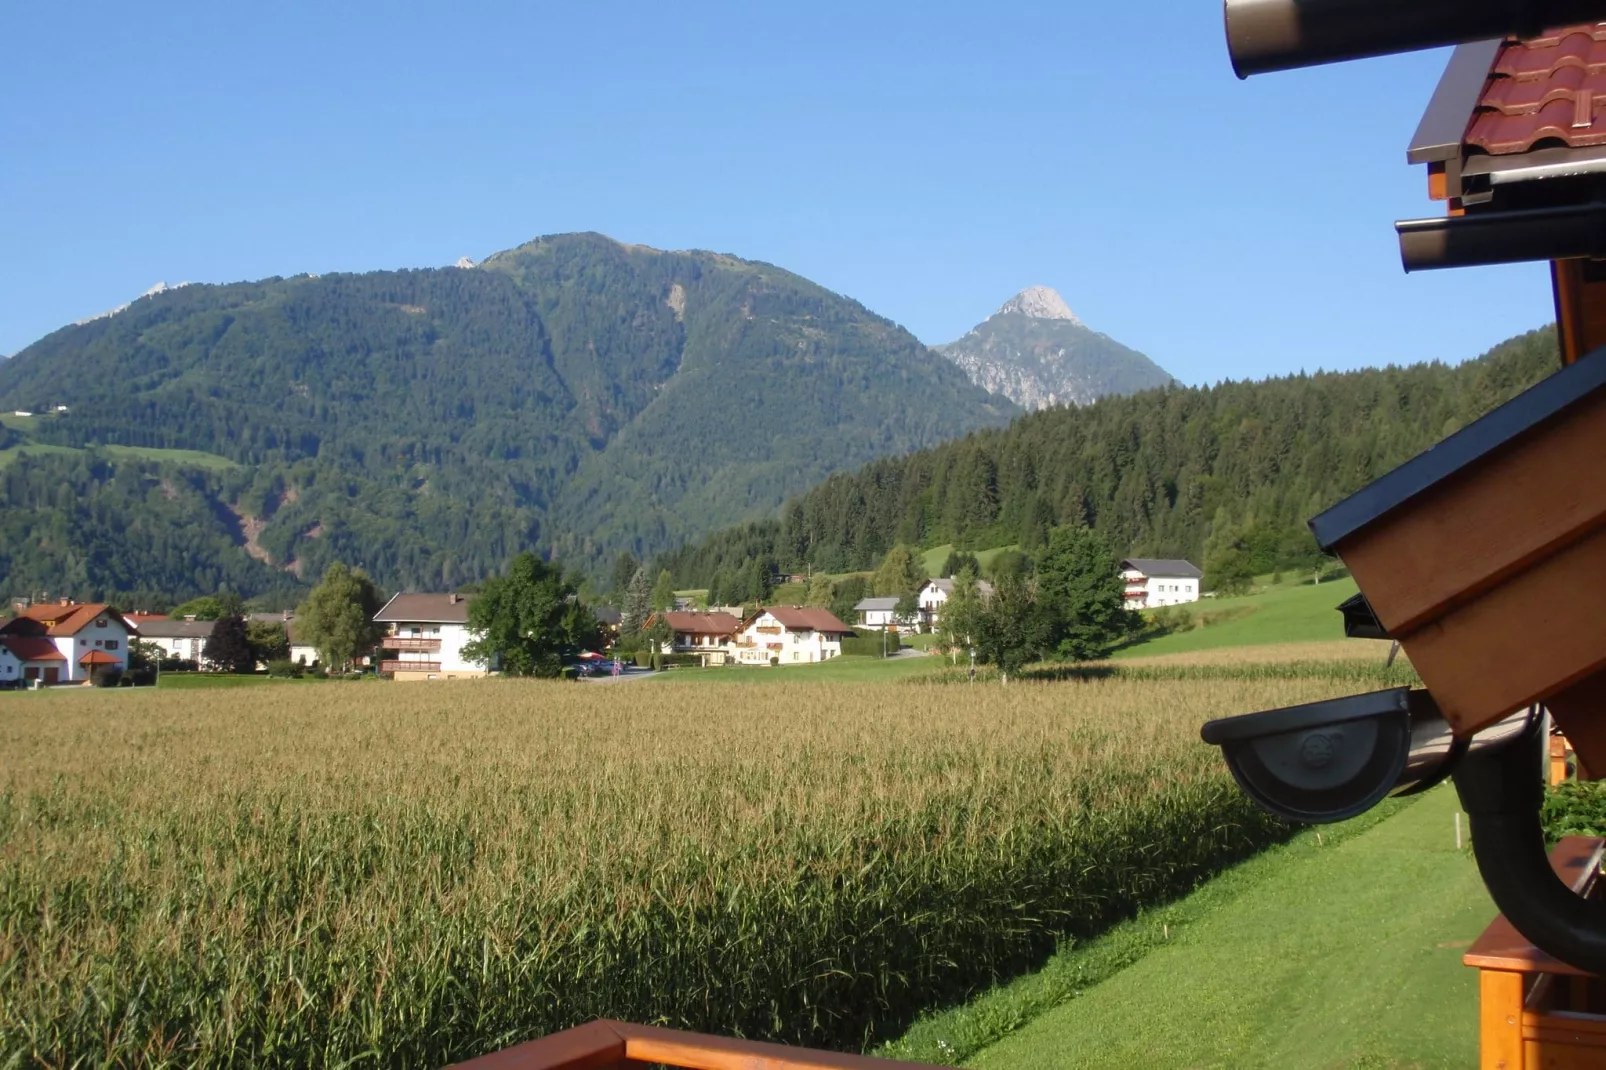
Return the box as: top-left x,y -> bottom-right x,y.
1,602 -> 125,637
0,636 -> 65,661
78,650 -> 120,666
133,619 -> 216,639
854,597 -> 901,611
1121,558 -> 1203,579
655,611 -> 741,635
1467,26 -> 1606,156
123,612 -> 168,625
373,593 -> 471,624
751,606 -> 856,634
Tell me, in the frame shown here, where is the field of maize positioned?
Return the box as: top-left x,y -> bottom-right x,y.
0,653 -> 1412,1067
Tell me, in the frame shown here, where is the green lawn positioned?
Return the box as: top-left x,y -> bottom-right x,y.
1114,577 -> 1361,659
921,544 -> 1022,578
156,673 -> 333,689
921,786 -> 1488,1070
0,439 -> 236,471
657,652 -> 942,684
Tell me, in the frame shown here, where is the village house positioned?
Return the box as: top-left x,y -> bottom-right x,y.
133,617 -> 214,664
651,611 -> 741,665
853,596 -> 905,630
0,601 -> 132,684
732,606 -> 855,666
1121,558 -> 1203,611
373,593 -> 489,680
915,577 -> 997,633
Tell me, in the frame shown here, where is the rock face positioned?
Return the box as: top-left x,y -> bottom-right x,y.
936,287 -> 1173,409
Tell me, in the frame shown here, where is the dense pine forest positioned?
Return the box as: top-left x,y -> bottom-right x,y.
659,327 -> 1559,589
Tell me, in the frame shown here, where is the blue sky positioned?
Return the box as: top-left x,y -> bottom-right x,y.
2,1 -> 1554,384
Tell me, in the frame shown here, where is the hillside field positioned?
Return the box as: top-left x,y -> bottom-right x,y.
1116,577 -> 1363,659
0,659 -> 1408,1068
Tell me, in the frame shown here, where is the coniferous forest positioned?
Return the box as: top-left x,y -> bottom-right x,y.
658,327 -> 1559,589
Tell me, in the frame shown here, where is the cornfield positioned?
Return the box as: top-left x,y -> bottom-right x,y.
1,664 -> 1384,1066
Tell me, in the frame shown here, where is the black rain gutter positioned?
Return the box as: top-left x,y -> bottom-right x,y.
1226,0 -> 1606,77
1396,202 -> 1606,272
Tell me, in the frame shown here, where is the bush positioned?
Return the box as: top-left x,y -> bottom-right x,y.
1543,780 -> 1606,841
660,653 -> 700,668
559,666 -> 580,682
651,653 -> 663,671
266,660 -> 302,679
841,629 -> 900,657
634,650 -> 654,669
127,667 -> 157,687
90,667 -> 123,689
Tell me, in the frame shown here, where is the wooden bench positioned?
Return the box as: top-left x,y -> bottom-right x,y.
1464,836 -> 1606,1069
444,1020 -> 937,1070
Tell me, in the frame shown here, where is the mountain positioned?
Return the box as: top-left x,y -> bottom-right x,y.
659,327 -> 1560,587
936,287 -> 1174,408
0,233 -> 1014,602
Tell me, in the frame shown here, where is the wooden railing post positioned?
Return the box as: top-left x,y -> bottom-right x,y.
1479,970 -> 1525,1070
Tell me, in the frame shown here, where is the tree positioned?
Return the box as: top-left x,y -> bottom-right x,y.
829,575 -> 867,626
611,552 -> 641,600
462,553 -> 599,677
1034,525 -> 1134,661
986,549 -> 1034,584
804,572 -> 833,607
940,565 -> 985,663
651,569 -> 677,612
873,544 -> 926,598
246,620 -> 291,664
168,595 -> 224,620
973,572 -> 1047,682
295,562 -> 385,673
202,615 -> 255,673
621,565 -> 654,635
744,557 -> 774,603
940,549 -> 981,578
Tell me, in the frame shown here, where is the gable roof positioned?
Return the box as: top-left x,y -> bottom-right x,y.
1466,26 -> 1606,156
78,650 -> 120,666
1122,558 -> 1203,579
750,606 -> 856,635
0,636 -> 66,661
2,602 -> 126,637
854,596 -> 901,611
920,578 -> 996,599
654,611 -> 741,635
133,619 -> 216,639
374,593 -> 472,624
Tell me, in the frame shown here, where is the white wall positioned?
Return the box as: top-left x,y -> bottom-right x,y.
58,616 -> 131,681
387,622 -> 483,673
0,647 -> 19,684
1124,572 -> 1201,610
735,612 -> 842,665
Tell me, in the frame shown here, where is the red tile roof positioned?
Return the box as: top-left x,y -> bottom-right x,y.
3,602 -> 125,637
754,607 -> 856,635
1467,25 -> 1606,155
0,636 -> 66,662
656,612 -> 741,635
78,650 -> 120,666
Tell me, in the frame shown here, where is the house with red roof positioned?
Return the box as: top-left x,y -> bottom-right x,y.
732,606 -> 856,666
0,601 -> 132,685
649,611 -> 742,666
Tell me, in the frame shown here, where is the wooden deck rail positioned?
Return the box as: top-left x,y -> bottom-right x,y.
445,1020 -> 939,1070
1465,836 -> 1606,1069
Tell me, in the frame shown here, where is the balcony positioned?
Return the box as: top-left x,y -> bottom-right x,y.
385,636 -> 442,652
381,660 -> 440,673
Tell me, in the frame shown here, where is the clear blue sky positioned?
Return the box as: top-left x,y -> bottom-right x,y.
2,1 -> 1555,384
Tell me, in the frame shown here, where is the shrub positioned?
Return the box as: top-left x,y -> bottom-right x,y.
90,667 -> 123,688
841,629 -> 900,657
266,660 -> 302,679
634,650 -> 654,669
1543,780 -> 1606,841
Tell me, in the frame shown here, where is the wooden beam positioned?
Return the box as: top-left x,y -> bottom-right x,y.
1481,969 -> 1527,1069
1555,260 -> 1586,366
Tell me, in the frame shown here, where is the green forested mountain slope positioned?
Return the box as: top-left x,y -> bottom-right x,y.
660,327 -> 1560,587
0,234 -> 1012,602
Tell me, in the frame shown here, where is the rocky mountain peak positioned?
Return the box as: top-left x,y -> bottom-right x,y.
995,286 -> 1080,325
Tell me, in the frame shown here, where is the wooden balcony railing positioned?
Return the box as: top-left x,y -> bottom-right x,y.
446,1019 -> 938,1070
381,660 -> 441,673
386,636 -> 443,652
1465,836 -> 1606,1069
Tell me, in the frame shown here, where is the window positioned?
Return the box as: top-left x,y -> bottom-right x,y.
106,640 -> 118,651
96,619 -> 107,628
95,639 -> 104,647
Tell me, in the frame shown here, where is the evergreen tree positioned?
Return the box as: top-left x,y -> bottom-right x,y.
940,549 -> 981,579
202,616 -> 255,673
804,572 -> 833,607
744,558 -> 774,603
611,552 -> 640,599
461,552 -> 599,677
295,562 -> 385,673
621,566 -> 654,634
873,544 -> 926,598
650,569 -> 677,612
829,575 -> 868,626
1034,525 -> 1133,661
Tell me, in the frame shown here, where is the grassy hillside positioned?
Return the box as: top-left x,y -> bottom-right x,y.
1114,577 -> 1364,658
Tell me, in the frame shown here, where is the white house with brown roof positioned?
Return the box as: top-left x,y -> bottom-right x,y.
651,611 -> 741,665
0,601 -> 131,684
132,618 -> 214,663
732,606 -> 856,666
373,593 -> 488,680
915,577 -> 996,632
1120,558 -> 1203,611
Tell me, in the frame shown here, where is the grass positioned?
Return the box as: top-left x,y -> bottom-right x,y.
0,434 -> 236,472
154,672 -> 328,689
920,544 -> 1021,579
0,667 -> 1377,1067
941,784 -> 1488,1070
1115,577 -> 1363,659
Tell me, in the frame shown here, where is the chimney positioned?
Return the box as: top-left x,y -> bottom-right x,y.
448,593 -> 459,604
282,610 -> 292,621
